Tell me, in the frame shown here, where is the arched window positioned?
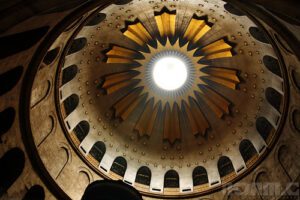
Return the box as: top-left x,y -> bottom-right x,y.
67,37 -> 87,55
164,170 -> 179,188
192,166 -> 208,186
224,3 -> 245,16
86,13 -> 106,26
0,65 -> 23,96
111,157 -> 127,177
73,121 -> 89,142
266,88 -> 282,111
0,107 -> 15,142
63,94 -> 79,116
62,65 -> 78,85
239,139 -> 258,164
249,27 -> 269,44
89,141 -> 106,163
0,26 -> 49,59
256,117 -> 273,142
0,148 -> 25,197
135,166 -> 151,186
218,156 -> 235,178
43,47 -> 60,65
263,55 -> 281,77
22,185 -> 45,200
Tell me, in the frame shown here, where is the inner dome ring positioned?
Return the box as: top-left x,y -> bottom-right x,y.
146,50 -> 195,95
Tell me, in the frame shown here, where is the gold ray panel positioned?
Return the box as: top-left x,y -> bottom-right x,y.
106,46 -> 138,64
102,71 -> 138,94
204,67 -> 240,82
200,39 -> 233,60
183,99 -> 209,136
114,88 -> 143,120
163,103 -> 181,144
183,17 -> 211,43
155,11 -> 176,38
134,99 -> 161,137
124,22 -> 152,46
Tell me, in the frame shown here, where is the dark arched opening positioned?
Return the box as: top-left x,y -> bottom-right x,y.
62,65 -> 78,85
63,94 -> 79,116
89,141 -> 106,163
135,166 -> 151,186
192,166 -> 208,186
0,107 -> 15,143
67,37 -> 87,55
164,170 -> 179,188
111,157 -> 127,177
239,139 -> 258,164
217,156 -> 235,179
0,66 -> 23,96
0,148 -> 25,197
43,47 -> 60,65
256,117 -> 273,142
265,87 -> 282,111
73,121 -> 89,142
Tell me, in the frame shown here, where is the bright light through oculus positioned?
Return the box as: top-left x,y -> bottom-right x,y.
152,56 -> 188,91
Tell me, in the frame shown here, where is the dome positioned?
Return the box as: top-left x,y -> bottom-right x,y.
0,0 -> 300,199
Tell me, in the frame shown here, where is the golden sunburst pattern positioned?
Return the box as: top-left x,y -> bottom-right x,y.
101,9 -> 240,144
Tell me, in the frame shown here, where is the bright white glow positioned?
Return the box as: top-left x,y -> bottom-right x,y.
152,56 -> 187,91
